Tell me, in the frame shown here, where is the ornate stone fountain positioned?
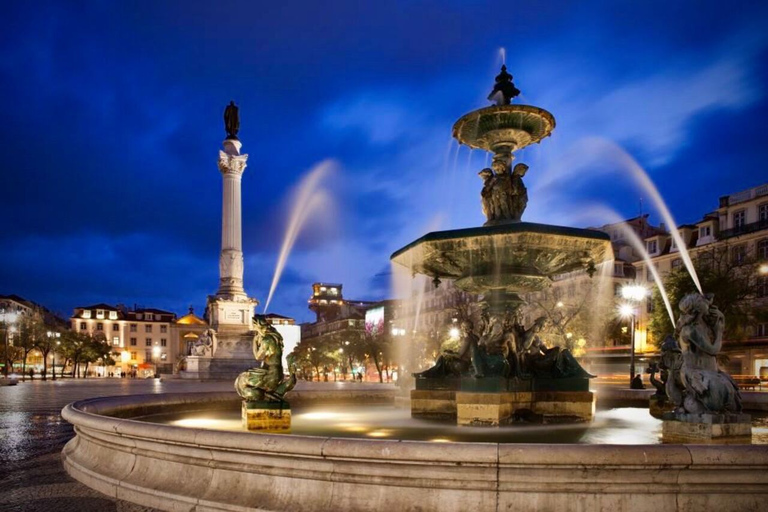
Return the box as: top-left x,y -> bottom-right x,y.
391,66 -> 613,425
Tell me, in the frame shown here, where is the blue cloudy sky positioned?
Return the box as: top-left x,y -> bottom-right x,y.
1,1 -> 767,322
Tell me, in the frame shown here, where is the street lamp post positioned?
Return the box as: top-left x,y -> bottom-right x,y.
2,312 -> 19,378
620,284 -> 648,388
53,339 -> 61,381
47,331 -> 61,381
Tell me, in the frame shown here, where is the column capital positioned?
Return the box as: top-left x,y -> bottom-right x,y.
218,150 -> 249,176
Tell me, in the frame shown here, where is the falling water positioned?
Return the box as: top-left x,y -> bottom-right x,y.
263,160 -> 336,312
588,206 -> 676,326
499,47 -> 506,66
583,138 -> 703,294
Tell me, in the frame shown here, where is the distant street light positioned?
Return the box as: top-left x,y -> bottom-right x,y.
449,327 -> 460,340
47,331 -> 61,381
2,312 -> 20,378
619,283 -> 647,388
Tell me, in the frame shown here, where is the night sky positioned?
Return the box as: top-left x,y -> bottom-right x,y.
1,1 -> 767,323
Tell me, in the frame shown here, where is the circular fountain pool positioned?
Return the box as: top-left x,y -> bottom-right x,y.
62,391 -> 768,512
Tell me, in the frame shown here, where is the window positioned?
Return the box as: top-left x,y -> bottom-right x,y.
758,277 -> 768,299
699,225 -> 711,238
145,313 -> 153,321
757,323 -> 768,337
82,310 -> 92,319
130,324 -> 137,332
760,203 -> 768,222
112,337 -> 119,346
160,353 -> 167,361
646,266 -> 654,281
145,350 -> 152,361
613,263 -> 624,276
80,322 -> 87,330
130,337 -> 137,346
160,325 -> 167,333
112,324 -> 119,332
146,338 -> 152,347
109,311 -> 118,320
96,323 -> 104,331
96,309 -> 105,319
732,245 -> 747,264
145,325 -> 152,333
647,240 -> 658,254
160,338 -> 167,347
758,239 -> 768,260
671,258 -> 682,269
733,210 -> 746,228
130,352 -> 137,360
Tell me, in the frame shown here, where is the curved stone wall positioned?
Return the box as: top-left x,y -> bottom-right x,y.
62,392 -> 768,512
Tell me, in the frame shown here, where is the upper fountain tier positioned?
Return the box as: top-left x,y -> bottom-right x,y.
390,66 -> 612,299
453,65 -> 555,155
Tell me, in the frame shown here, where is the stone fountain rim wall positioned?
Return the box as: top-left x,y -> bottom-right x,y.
62,391 -> 768,512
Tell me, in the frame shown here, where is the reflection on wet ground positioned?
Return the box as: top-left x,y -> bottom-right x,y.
140,404 -> 768,445
0,378 -> 233,512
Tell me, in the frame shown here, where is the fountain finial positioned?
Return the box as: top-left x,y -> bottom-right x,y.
487,65 -> 521,106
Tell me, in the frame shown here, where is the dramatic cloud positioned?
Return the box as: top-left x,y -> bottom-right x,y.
1,1 -> 767,320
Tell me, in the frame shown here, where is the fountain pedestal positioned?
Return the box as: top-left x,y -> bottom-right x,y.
412,379 -> 595,425
662,413 -> 751,444
242,401 -> 291,432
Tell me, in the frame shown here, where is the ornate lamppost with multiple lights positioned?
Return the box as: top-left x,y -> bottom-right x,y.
619,283 -> 649,387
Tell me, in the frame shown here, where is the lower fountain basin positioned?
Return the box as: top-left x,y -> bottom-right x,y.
62,391 -> 768,512
390,222 -> 612,293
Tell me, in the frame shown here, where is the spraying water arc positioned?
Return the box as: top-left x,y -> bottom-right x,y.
582,138 -> 703,294
263,160 -> 336,313
588,206 -> 676,326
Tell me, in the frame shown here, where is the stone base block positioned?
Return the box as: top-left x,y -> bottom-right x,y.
242,401 -> 291,432
662,413 -> 752,444
456,392 -> 531,426
531,391 -> 595,423
411,390 -> 456,419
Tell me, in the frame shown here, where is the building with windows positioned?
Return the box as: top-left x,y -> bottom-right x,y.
630,182 -> 768,377
70,304 -> 177,377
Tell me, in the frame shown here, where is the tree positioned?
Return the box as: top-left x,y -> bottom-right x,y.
650,244 -> 768,345
15,316 -> 43,381
59,331 -> 92,378
35,330 -> 60,381
361,319 -> 391,383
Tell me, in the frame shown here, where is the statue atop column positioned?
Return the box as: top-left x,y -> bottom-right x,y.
224,100 -> 240,140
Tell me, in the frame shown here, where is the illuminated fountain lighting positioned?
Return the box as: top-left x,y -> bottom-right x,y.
263,160 -> 336,312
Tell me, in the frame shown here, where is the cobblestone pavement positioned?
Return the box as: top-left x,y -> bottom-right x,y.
0,378 -> 387,511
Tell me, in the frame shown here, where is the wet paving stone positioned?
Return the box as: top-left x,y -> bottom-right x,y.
0,378 -> 233,512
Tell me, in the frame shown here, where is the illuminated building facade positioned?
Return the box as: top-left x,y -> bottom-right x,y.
632,182 -> 768,377
70,304 -> 177,376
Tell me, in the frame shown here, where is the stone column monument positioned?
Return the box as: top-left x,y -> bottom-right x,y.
183,101 -> 259,380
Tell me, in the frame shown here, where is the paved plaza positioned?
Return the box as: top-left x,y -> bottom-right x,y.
0,378 -> 388,512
